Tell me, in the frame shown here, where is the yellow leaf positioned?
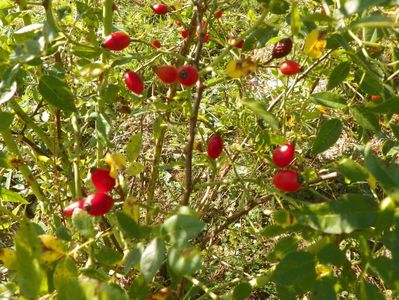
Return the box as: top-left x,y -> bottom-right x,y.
0,248 -> 17,269
304,29 -> 327,58
225,58 -> 257,78
40,250 -> 64,264
39,235 -> 66,254
104,153 -> 126,178
315,263 -> 332,278
123,197 -> 140,222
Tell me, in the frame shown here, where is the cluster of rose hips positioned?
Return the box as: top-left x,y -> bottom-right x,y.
272,143 -> 302,192
63,168 -> 116,217
270,37 -> 303,76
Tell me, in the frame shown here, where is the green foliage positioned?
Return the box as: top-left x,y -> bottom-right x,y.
1,0 -> 399,299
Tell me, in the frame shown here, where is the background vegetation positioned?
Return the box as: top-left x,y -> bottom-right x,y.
1,0 -> 399,299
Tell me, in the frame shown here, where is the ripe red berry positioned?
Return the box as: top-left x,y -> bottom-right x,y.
207,134 -> 224,159
279,60 -> 302,75
151,40 -> 161,48
181,28 -> 189,39
177,65 -> 199,87
272,38 -> 293,59
124,71 -> 144,94
103,32 -> 131,51
371,95 -> 381,101
83,192 -> 114,216
272,143 -> 295,168
214,9 -> 223,19
91,168 -> 116,192
155,65 -> 179,84
63,199 -> 84,216
203,33 -> 209,43
152,3 -> 168,14
229,36 -> 244,48
272,170 -> 301,192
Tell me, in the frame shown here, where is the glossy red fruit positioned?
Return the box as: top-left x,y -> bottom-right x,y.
214,9 -> 223,19
83,192 -> 114,216
272,170 -> 301,192
124,71 -> 144,94
371,95 -> 381,101
103,32 -> 131,51
152,3 -> 168,14
155,65 -> 179,84
151,40 -> 161,48
279,60 -> 302,75
181,28 -> 189,39
229,36 -> 244,48
63,200 -> 84,216
207,134 -> 224,159
91,168 -> 116,192
177,65 -> 199,87
272,143 -> 295,168
272,38 -> 293,59
203,33 -> 209,43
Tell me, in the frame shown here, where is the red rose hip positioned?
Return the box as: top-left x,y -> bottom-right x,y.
155,65 -> 179,84
272,38 -> 293,59
229,36 -> 244,48
371,95 -> 381,101
83,192 -> 114,216
177,65 -> 199,87
124,71 -> 144,94
272,143 -> 295,168
151,40 -> 161,48
207,134 -> 224,159
214,9 -> 223,19
91,168 -> 116,192
279,60 -> 302,75
103,32 -> 131,51
63,199 -> 84,216
273,170 -> 301,192
152,3 -> 168,14
181,28 -> 189,39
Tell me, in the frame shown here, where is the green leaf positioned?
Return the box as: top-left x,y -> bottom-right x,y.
116,212 -> 152,239
123,246 -> 143,273
267,236 -> 298,262
95,247 -> 123,266
310,92 -> 347,109
126,162 -> 145,176
364,147 -> 399,193
96,112 -> 112,147
128,276 -> 148,300
0,81 -> 17,105
327,62 -> 350,90
0,188 -> 28,203
15,219 -> 42,299
241,100 -> 279,129
38,75 -> 76,112
350,106 -> 380,132
292,194 -> 380,234
243,26 -> 278,51
162,214 -> 205,247
233,281 -> 252,300
355,70 -> 383,95
168,246 -> 202,277
312,119 -> 343,155
99,283 -> 129,300
342,0 -> 385,15
0,0 -> 13,9
0,112 -> 14,131
272,251 -> 316,292
336,158 -> 369,182
80,268 -> 110,281
365,97 -> 399,114
71,210 -> 94,238
126,134 -> 143,162
140,238 -> 165,282
290,3 -> 301,36
351,14 -> 393,28
0,151 -> 9,168
311,278 -> 337,300
54,257 -> 85,300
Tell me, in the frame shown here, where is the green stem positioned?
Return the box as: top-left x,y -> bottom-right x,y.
103,0 -> 113,36
71,113 -> 82,198
1,130 -> 46,202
